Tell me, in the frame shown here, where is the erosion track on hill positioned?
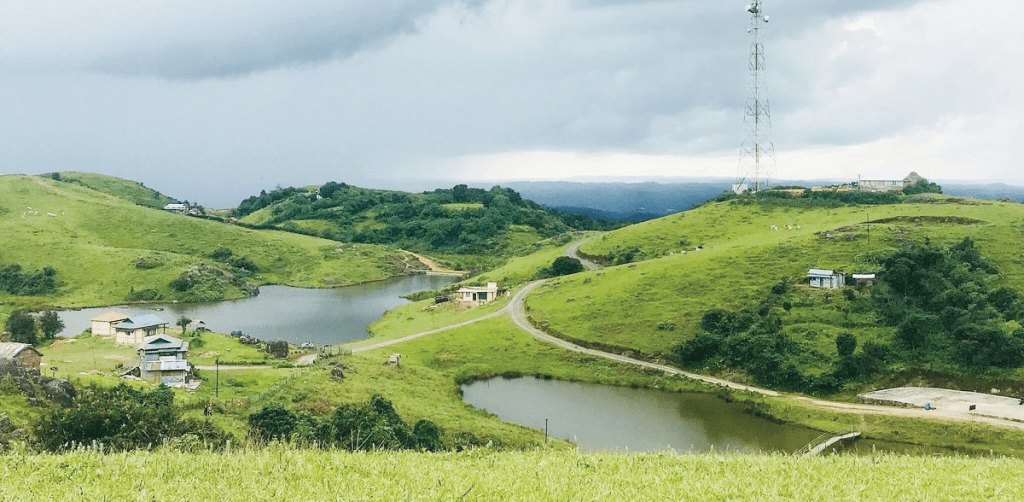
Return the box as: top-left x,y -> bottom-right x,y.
399,250 -> 467,276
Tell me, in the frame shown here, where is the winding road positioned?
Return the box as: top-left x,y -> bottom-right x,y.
345,239 -> 1024,431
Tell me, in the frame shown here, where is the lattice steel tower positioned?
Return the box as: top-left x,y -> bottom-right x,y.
735,1 -> 776,194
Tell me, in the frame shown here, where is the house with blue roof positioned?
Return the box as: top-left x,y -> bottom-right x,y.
115,314 -> 169,347
137,334 -> 192,387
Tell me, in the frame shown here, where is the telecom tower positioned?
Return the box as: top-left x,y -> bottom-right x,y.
734,1 -> 776,194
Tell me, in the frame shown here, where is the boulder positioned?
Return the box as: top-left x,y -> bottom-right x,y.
266,339 -> 289,359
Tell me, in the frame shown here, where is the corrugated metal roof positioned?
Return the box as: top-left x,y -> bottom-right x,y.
0,342 -> 39,359
116,314 -> 167,331
140,334 -> 186,351
90,311 -> 130,322
807,269 -> 835,277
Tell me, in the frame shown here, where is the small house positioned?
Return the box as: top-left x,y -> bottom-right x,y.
456,282 -> 499,307
115,314 -> 169,347
90,311 -> 130,337
807,269 -> 845,289
0,343 -> 43,372
137,334 -> 191,387
857,172 -> 926,192
163,203 -> 187,212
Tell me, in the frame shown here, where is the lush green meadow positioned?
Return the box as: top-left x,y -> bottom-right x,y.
2,447 -> 1022,501
528,197 -> 1024,358
0,174 -> 406,318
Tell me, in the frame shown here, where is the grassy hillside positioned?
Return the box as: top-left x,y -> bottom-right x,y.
0,174 -> 407,317
523,195 -> 1024,387
57,171 -> 179,209
233,182 -> 613,258
3,448 -> 1022,501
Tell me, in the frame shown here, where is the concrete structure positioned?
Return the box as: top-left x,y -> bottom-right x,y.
456,282 -> 499,307
115,314 -> 169,347
852,274 -> 876,285
808,269 -> 845,289
90,311 -> 130,337
163,203 -> 187,212
0,343 -> 42,372
860,387 -> 1024,423
857,171 -> 925,192
137,334 -> 191,387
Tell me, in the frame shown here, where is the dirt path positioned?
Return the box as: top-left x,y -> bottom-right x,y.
194,365 -> 271,371
355,237 -> 1024,431
566,239 -> 601,271
30,175 -> 69,196
400,250 -> 466,276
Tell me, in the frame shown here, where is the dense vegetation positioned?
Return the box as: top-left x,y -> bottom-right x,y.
234,182 -> 613,254
0,263 -> 57,296
706,179 -> 944,209
672,238 -> 1024,394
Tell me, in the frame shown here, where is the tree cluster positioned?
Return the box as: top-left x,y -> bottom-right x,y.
873,237 -> 1024,368
248,395 -> 443,451
34,384 -> 229,452
5,310 -> 63,345
231,183 -> 612,254
0,263 -> 58,296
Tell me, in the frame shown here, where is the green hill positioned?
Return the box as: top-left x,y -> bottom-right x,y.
519,194 -> 1024,391
0,174 -> 407,317
56,171 -> 179,209
233,182 -> 614,260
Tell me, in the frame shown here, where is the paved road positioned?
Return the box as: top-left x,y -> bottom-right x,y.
566,239 -> 601,271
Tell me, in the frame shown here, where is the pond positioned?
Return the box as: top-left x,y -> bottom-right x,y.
462,377 -> 956,455
56,274 -> 457,345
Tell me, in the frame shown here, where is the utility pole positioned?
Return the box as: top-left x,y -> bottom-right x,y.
215,357 -> 220,398
735,1 -> 777,194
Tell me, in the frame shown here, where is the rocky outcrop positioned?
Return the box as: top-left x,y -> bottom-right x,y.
0,359 -> 77,407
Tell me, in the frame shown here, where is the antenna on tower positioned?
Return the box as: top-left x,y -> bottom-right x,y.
734,0 -> 776,195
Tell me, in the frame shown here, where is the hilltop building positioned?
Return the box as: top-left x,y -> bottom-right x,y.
856,172 -> 925,192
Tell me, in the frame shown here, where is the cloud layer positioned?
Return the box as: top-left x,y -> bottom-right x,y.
0,0 -> 1020,205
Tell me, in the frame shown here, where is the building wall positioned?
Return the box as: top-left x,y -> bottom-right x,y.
91,320 -> 118,337
14,351 -> 41,372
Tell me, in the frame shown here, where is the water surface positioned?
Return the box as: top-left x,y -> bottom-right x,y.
57,274 -> 456,345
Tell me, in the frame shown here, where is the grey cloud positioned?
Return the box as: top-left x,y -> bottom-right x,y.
86,0 -> 475,79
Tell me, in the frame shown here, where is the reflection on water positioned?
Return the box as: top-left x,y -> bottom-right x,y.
57,274 -> 457,345
462,377 -> 821,453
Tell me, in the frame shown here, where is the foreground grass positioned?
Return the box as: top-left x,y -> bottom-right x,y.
2,448 -> 1022,501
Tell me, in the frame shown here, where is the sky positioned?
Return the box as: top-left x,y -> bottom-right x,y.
1,0 -> 1021,206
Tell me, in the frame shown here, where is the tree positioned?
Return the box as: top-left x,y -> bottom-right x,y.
550,256 -> 584,276
176,316 -> 192,336
835,333 -> 857,358
39,311 -> 64,340
249,405 -> 297,442
6,312 -> 37,345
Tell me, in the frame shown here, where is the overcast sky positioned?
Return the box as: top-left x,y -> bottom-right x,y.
1,0 -> 1020,205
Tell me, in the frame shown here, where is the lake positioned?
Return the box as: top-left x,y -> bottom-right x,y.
57,274 -> 457,345
462,377 -> 956,455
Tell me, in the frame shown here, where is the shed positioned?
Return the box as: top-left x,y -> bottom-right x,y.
115,314 -> 169,347
90,311 -> 130,337
137,334 -> 191,387
0,343 -> 43,372
163,203 -> 187,212
808,269 -> 846,289
852,274 -> 876,285
456,282 -> 500,307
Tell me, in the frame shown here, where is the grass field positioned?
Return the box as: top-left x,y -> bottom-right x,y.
2,448 -> 1022,501
527,197 -> 1024,357
0,174 -> 406,318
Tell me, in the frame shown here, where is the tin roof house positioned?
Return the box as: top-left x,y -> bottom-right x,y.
808,269 -> 846,289
0,342 -> 43,372
137,334 -> 192,387
115,314 -> 169,347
